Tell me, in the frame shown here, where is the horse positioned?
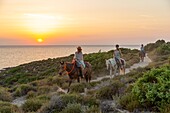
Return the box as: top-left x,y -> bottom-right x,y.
139,51 -> 145,62
58,61 -> 92,92
105,58 -> 126,78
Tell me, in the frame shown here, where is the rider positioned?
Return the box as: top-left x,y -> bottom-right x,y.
140,44 -> 145,62
73,46 -> 85,78
114,44 -> 123,69
140,44 -> 145,54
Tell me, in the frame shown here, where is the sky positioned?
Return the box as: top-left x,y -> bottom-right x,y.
0,0 -> 170,45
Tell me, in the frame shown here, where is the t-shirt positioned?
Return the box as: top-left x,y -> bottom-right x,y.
114,49 -> 121,59
74,52 -> 83,61
140,47 -> 145,52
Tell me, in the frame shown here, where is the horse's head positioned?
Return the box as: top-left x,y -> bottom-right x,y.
58,61 -> 67,76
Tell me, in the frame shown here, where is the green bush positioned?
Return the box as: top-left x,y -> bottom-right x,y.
156,43 -> 170,55
37,85 -> 51,95
59,103 -> 83,113
119,93 -> 140,112
38,94 -> 82,113
22,99 -> 43,112
14,84 -> 35,97
0,101 -> 19,113
160,104 -> 170,113
82,96 -> 99,107
85,106 -> 100,113
96,80 -> 124,100
27,91 -> 36,99
145,40 -> 166,52
132,65 -> 170,111
96,86 -> 113,100
0,87 -> 13,102
70,83 -> 86,93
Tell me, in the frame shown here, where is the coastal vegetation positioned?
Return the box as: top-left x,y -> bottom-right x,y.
0,40 -> 169,113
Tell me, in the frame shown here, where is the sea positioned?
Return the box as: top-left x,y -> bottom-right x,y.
0,45 -> 139,69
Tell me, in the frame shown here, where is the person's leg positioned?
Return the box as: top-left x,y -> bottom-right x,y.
79,67 -> 83,78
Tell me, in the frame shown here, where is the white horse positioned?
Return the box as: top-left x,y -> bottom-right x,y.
106,58 -> 126,78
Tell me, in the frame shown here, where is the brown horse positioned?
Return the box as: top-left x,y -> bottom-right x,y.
58,61 -> 92,92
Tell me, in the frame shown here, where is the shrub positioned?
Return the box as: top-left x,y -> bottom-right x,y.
119,93 -> 140,112
85,106 -> 100,113
96,80 -> 124,100
27,91 -> 36,99
88,81 -> 101,88
0,101 -> 19,113
59,103 -> 83,113
160,104 -> 170,113
82,96 -> 99,107
96,86 -> 113,100
0,87 -> 13,102
156,43 -> 170,55
52,76 -> 67,87
38,93 -> 82,113
14,84 -> 35,97
37,85 -> 51,95
70,83 -> 86,93
132,65 -> 170,111
22,99 -> 43,112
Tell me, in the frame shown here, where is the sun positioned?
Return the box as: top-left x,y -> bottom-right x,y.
37,38 -> 43,43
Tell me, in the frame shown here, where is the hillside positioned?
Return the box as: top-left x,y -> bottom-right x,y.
0,40 -> 169,113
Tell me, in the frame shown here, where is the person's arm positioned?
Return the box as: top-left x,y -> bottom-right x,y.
119,49 -> 123,57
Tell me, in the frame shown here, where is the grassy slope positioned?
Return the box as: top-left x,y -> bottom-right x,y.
0,48 -> 139,87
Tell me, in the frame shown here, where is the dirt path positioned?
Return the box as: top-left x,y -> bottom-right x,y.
125,54 -> 151,73
91,54 -> 151,82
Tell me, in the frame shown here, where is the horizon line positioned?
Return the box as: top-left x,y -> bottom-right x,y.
0,44 -> 141,47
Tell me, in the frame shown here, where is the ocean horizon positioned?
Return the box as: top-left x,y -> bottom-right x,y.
0,45 -> 140,69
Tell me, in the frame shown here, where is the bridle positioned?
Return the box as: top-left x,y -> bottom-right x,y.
64,62 -> 76,75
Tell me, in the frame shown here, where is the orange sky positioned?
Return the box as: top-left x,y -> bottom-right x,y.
0,0 -> 170,45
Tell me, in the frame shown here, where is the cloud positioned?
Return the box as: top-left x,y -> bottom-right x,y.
139,14 -> 153,18
0,38 -> 28,45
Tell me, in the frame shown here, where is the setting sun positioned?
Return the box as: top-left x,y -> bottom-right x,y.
37,38 -> 43,43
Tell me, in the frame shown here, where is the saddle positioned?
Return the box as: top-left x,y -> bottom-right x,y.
115,58 -> 124,69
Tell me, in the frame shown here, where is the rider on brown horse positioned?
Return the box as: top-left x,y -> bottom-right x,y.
73,46 -> 85,78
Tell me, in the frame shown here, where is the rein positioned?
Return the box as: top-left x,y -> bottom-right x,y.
64,62 -> 76,74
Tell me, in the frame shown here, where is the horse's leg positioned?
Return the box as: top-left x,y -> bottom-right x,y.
110,67 -> 112,78
117,66 -> 120,76
85,74 -> 88,83
123,67 -> 125,75
77,76 -> 80,83
89,74 -> 91,83
114,66 -> 117,77
88,71 -> 92,83
67,79 -> 72,93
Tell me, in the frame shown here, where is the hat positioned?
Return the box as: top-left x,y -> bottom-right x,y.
77,46 -> 82,50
